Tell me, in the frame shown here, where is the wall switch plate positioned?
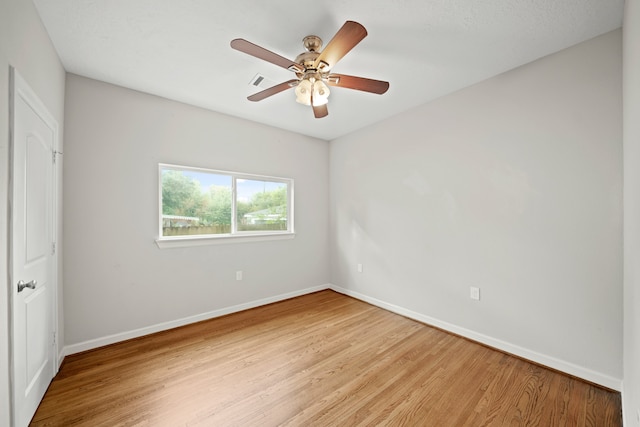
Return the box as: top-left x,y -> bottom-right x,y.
470,286 -> 480,301
357,263 -> 363,273
236,271 -> 243,281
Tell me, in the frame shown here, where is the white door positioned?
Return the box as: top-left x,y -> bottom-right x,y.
11,69 -> 58,427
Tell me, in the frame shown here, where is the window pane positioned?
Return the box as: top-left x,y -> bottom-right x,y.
161,168 -> 232,236
236,179 -> 288,232
159,164 -> 293,242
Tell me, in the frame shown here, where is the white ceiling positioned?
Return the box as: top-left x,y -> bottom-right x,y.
33,0 -> 624,141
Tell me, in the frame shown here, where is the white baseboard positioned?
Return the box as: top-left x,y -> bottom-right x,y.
64,284 -> 330,356
57,347 -> 65,371
62,283 -> 622,391
620,386 -> 626,426
329,284 -> 622,391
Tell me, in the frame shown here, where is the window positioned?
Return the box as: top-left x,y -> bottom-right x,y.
157,164 -> 293,246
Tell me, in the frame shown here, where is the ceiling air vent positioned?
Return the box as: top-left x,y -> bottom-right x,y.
249,73 -> 274,89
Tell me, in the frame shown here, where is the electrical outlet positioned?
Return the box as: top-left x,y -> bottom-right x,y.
357,263 -> 363,273
470,286 -> 480,301
236,271 -> 243,281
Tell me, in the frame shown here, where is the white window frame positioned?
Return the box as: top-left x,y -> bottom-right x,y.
156,163 -> 295,248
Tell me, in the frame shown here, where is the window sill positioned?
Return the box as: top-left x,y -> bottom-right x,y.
155,232 -> 295,249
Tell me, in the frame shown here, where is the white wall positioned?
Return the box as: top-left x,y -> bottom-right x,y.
0,0 -> 66,425
623,0 -> 640,424
63,74 -> 329,349
330,30 -> 622,388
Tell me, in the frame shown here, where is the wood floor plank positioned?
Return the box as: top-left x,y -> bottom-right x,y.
31,290 -> 622,426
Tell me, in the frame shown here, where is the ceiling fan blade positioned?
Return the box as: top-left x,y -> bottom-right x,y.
326,74 -> 389,94
312,103 -> 328,119
247,79 -> 299,102
231,39 -> 304,73
313,21 -> 367,71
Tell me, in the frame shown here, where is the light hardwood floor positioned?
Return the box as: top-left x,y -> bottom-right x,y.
31,290 -> 621,426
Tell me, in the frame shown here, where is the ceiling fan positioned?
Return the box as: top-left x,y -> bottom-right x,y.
230,21 -> 389,119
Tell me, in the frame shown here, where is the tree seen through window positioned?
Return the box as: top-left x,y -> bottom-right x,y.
161,167 -> 290,237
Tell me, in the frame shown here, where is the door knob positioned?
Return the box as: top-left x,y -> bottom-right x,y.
17,280 -> 37,292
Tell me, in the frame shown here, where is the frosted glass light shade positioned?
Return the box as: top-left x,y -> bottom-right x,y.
295,79 -> 312,105
312,80 -> 330,106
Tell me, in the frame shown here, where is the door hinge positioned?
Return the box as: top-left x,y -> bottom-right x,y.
52,242 -> 56,255
52,150 -> 62,165
53,332 -> 56,346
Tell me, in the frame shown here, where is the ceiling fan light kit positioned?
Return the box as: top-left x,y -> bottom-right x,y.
295,78 -> 330,106
231,21 -> 389,119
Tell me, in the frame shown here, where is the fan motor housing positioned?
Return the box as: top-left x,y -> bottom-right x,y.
294,51 -> 319,71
